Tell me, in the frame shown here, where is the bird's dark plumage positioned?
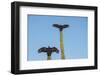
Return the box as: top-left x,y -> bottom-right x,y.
53,24 -> 69,31
52,47 -> 59,53
38,47 -> 47,53
38,46 -> 59,53
53,24 -> 69,28
38,46 -> 59,60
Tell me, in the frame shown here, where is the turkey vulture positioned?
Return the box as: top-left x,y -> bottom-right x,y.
38,46 -> 59,60
53,24 -> 69,31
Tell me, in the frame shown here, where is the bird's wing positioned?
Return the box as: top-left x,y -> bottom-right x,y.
38,47 -> 47,53
52,47 -> 59,53
63,25 -> 69,28
53,24 -> 60,28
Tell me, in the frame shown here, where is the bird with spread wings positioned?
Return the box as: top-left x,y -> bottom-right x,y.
53,24 -> 69,31
38,46 -> 59,60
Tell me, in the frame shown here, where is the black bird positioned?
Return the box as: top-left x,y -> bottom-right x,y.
38,46 -> 59,60
53,24 -> 69,31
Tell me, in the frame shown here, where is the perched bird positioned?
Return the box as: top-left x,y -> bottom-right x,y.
53,24 -> 69,31
38,46 -> 59,60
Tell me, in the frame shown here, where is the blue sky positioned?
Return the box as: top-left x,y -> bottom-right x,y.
27,15 -> 88,61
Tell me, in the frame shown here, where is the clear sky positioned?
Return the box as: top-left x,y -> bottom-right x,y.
27,15 -> 88,61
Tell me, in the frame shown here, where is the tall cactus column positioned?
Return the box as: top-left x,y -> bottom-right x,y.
47,53 -> 51,60
60,30 -> 65,59
47,55 -> 51,60
53,24 -> 69,59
